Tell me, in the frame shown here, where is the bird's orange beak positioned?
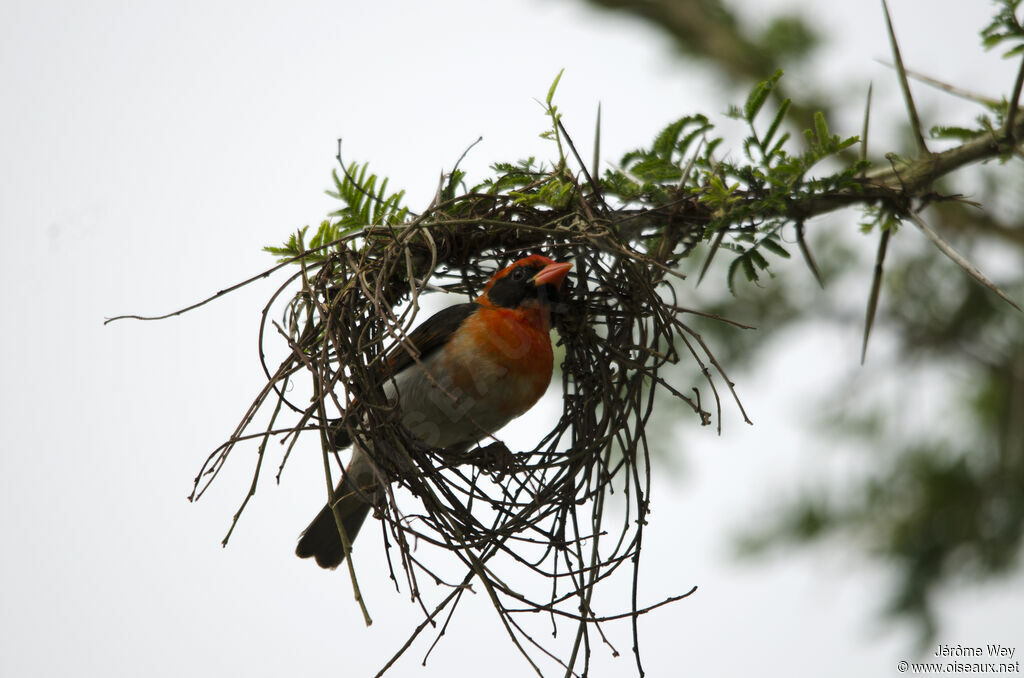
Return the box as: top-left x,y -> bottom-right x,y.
531,261 -> 573,288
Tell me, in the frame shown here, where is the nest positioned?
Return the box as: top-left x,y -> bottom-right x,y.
187,164 -> 748,675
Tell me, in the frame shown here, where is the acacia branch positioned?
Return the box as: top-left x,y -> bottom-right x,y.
788,112 -> 1024,222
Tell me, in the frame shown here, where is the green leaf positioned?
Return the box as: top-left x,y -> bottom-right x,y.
742,136 -> 759,163
768,132 -> 791,159
762,98 -> 791,151
726,255 -> 744,295
678,119 -> 711,156
930,125 -> 982,141
760,237 -> 791,259
748,248 -> 770,271
547,68 -> 565,106
836,135 -> 859,152
741,252 -> 758,281
744,70 -> 783,122
652,118 -> 688,159
705,137 -> 724,158
813,111 -> 831,149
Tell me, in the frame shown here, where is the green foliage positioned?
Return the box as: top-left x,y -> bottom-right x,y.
740,69 -> 783,123
859,204 -> 901,235
726,246 -> 772,293
929,125 -> 985,141
325,162 -> 408,230
611,114 -> 714,204
267,70 -> 869,294
264,220 -> 349,260
471,71 -> 578,209
594,69 -> 861,296
474,157 -> 545,194
755,15 -> 819,61
981,0 -> 1024,56
733,263 -> 1024,643
702,72 -> 860,291
264,161 -> 408,261
539,68 -> 568,165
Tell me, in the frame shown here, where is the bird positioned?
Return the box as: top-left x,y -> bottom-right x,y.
296,254 -> 573,569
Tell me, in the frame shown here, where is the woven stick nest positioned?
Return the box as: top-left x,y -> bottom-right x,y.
186,150 -> 748,675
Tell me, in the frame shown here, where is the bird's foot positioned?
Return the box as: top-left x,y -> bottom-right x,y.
468,441 -> 517,477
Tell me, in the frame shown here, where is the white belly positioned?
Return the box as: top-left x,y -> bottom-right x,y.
382,350 -> 517,450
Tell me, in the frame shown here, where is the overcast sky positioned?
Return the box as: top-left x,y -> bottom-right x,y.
2,1 -> 1022,676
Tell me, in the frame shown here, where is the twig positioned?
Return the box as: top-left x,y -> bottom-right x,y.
874,60 -> 1002,108
908,209 -> 1022,312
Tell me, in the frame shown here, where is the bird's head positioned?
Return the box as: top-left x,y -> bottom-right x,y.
477,255 -> 573,310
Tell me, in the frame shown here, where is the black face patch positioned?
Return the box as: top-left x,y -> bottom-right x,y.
487,263 -> 548,308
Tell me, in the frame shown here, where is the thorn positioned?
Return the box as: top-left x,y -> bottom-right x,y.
908,210 -> 1022,312
862,227 -> 891,365
557,117 -> 603,205
874,60 -> 1001,108
860,82 -> 873,171
696,228 -> 726,287
880,0 -> 929,155
679,136 -> 705,190
796,221 -> 825,288
1005,53 -> 1024,141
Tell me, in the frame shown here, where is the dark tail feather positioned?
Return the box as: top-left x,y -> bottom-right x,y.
295,485 -> 371,569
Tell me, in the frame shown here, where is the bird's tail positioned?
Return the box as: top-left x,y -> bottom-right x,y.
295,451 -> 376,569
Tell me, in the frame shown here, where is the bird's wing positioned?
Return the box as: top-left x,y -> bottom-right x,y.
384,302 -> 478,376
329,302 -> 477,449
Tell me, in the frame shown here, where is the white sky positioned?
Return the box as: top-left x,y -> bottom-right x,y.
2,1 -> 1022,676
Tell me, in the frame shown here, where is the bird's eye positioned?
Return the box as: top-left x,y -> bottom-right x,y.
511,268 -> 526,281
